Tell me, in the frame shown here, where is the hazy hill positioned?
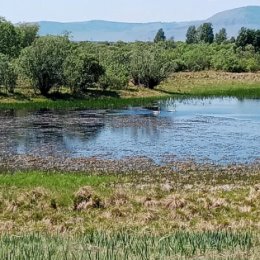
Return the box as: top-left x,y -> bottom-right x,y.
38,6 -> 260,42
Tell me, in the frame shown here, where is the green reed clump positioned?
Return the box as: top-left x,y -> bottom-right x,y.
186,86 -> 260,99
0,230 -> 256,260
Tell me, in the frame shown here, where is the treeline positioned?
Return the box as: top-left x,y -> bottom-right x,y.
1,18 -> 260,96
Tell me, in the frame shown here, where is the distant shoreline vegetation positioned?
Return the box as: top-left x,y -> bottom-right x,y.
0,17 -> 260,109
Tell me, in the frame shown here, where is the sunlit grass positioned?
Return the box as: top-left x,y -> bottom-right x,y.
160,71 -> 260,98
0,168 -> 259,258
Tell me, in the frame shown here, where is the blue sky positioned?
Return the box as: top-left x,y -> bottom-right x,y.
1,0 -> 260,23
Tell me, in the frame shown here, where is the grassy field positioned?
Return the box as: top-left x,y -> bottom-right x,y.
0,168 -> 259,259
160,71 -> 260,98
0,71 -> 260,110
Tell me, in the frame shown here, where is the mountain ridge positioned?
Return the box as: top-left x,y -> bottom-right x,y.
37,6 -> 260,42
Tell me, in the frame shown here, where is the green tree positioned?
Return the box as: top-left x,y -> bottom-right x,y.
154,28 -> 166,43
236,27 -> 255,49
130,46 -> 172,89
197,23 -> 214,44
182,45 -> 211,71
0,54 -> 17,93
63,49 -> 105,93
215,28 -> 227,44
18,36 -> 70,96
212,47 -> 245,72
186,26 -> 197,44
253,30 -> 260,51
16,23 -> 39,49
0,18 -> 20,57
229,36 -> 236,44
99,46 -> 130,89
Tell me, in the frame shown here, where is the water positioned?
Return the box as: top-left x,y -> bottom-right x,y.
0,97 -> 259,164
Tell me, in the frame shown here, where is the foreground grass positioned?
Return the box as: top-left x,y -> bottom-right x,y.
0,71 -> 260,110
0,169 -> 260,233
0,168 -> 259,258
0,231 -> 257,260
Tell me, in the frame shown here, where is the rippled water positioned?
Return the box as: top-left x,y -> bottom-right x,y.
0,97 -> 259,164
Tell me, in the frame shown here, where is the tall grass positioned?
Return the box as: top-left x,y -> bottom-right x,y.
0,231 -> 255,260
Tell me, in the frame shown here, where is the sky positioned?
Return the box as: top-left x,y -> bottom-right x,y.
1,0 -> 260,23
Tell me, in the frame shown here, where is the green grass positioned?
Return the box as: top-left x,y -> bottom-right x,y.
0,231 -> 256,260
159,71 -> 260,99
182,85 -> 260,99
0,171 -> 115,191
0,96 -> 170,110
0,171 -> 115,207
0,169 -> 259,258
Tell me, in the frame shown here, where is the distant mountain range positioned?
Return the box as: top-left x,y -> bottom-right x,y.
38,6 -> 260,42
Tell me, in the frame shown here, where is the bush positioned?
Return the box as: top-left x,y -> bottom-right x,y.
18,36 -> 70,96
0,54 -> 17,93
129,46 -> 172,89
63,49 -> 105,93
212,49 -> 245,72
99,47 -> 130,89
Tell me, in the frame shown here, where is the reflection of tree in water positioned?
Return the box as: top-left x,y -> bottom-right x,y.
107,113 -> 173,142
0,109 -> 105,157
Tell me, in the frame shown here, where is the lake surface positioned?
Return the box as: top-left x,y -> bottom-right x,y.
0,97 -> 259,164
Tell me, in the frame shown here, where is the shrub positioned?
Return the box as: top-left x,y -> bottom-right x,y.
63,49 -> 105,93
0,54 -> 17,93
129,46 -> 172,89
18,36 -> 70,96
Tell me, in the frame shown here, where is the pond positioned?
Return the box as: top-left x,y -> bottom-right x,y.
0,97 -> 259,165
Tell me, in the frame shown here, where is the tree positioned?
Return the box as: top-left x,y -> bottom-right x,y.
18,36 -> 70,96
0,54 -> 17,93
215,28 -> 227,44
63,49 -> 105,93
130,46 -> 172,89
236,27 -> 255,49
154,28 -> 166,43
197,23 -> 214,44
211,48 -> 245,72
0,18 -> 20,57
254,30 -> 260,51
99,48 -> 130,90
186,26 -> 197,44
229,36 -> 236,44
16,23 -> 39,48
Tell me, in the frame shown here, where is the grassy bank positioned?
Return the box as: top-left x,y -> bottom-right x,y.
160,71 -> 260,98
0,71 -> 260,110
0,167 -> 259,258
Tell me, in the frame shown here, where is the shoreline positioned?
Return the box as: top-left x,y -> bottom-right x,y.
1,154 -> 260,173
0,71 -> 260,110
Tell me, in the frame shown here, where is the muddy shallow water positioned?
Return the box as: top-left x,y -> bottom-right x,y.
0,97 -> 259,165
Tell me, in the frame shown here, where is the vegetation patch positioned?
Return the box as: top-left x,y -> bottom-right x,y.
0,231 -> 257,260
0,167 -> 259,259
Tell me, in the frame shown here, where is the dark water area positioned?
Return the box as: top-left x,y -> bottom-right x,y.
0,97 -> 259,165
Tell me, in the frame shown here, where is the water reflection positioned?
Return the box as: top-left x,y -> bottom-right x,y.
0,97 -> 259,164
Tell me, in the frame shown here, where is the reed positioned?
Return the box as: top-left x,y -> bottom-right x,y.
0,230 -> 256,260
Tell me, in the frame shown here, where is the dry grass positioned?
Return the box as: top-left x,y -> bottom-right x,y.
160,71 -> 260,97
0,167 -> 259,235
0,167 -> 259,258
